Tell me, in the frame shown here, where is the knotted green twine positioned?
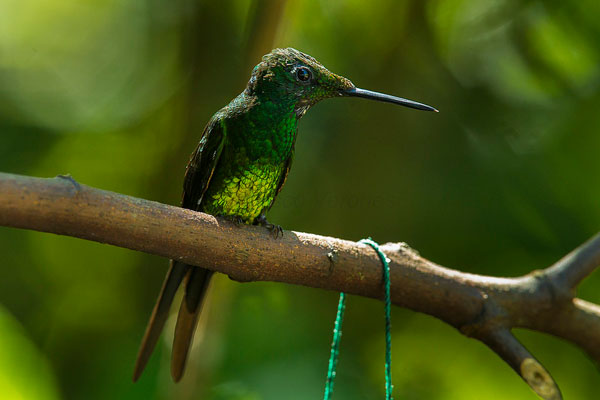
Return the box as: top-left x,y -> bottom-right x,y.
323,238 -> 393,400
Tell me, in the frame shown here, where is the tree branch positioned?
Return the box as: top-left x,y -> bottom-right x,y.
1,172 -> 599,399
544,233 -> 600,292
481,329 -> 560,400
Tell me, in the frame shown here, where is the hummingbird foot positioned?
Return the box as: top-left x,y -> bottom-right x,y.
221,214 -> 245,226
254,214 -> 283,238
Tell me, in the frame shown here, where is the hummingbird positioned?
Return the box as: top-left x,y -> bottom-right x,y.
132,47 -> 437,382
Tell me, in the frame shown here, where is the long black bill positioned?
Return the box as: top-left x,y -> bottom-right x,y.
345,87 -> 438,112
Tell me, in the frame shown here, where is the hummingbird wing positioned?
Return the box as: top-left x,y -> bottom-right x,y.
133,117 -> 226,382
181,118 -> 227,210
171,117 -> 226,381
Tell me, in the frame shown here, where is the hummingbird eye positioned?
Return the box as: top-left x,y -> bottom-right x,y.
296,67 -> 311,82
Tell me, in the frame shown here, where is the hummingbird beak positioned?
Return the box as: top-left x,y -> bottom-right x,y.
344,87 -> 438,112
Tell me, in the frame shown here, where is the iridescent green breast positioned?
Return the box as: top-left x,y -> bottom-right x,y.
198,92 -> 297,223
201,158 -> 283,223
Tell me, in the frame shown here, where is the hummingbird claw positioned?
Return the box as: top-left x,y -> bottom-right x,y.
221,215 -> 245,226
255,214 -> 283,238
268,224 -> 284,239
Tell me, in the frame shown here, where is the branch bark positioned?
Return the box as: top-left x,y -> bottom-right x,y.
1,172 -> 599,399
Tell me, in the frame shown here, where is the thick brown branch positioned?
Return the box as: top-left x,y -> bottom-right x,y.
1,172 -> 599,399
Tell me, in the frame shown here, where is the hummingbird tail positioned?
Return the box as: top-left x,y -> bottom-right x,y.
132,261 -> 188,382
171,265 -> 213,382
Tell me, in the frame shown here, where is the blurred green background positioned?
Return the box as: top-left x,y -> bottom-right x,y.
1,0 -> 599,399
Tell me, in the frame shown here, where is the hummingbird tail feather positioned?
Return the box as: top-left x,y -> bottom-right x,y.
171,266 -> 213,382
132,261 -> 189,382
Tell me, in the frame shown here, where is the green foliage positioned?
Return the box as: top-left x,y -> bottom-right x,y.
0,305 -> 60,400
1,0 -> 599,399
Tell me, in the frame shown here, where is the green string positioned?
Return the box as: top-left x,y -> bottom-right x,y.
361,238 -> 394,400
323,238 -> 393,400
323,292 -> 346,399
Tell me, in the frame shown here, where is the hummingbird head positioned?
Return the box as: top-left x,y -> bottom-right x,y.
246,47 -> 437,118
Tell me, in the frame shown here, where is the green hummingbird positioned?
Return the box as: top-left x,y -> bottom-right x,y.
132,47 -> 437,382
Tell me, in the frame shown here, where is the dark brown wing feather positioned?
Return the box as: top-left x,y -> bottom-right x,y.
171,266 -> 213,381
133,117 -> 225,382
182,118 -> 226,209
132,261 -> 187,381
